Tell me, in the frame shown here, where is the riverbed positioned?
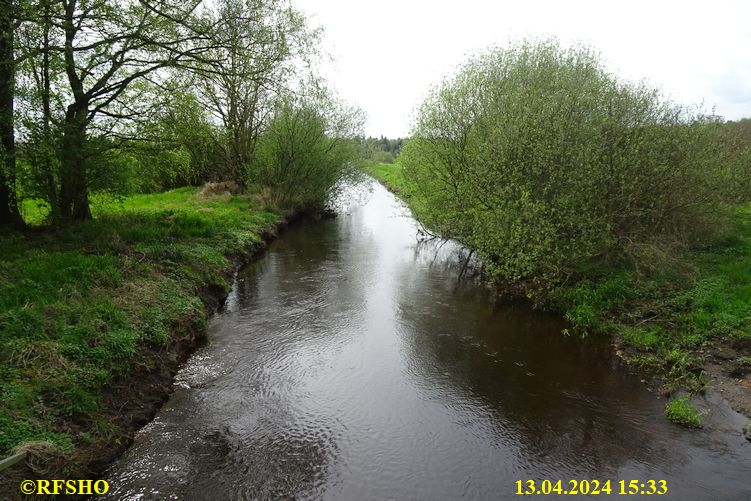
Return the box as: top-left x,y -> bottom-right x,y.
103,179 -> 751,500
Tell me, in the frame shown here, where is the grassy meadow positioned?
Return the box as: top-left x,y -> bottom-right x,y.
0,188 -> 279,457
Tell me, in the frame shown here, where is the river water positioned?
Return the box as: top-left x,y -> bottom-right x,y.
103,180 -> 751,500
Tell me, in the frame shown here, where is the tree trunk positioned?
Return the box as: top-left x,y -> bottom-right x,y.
41,3 -> 61,222
0,0 -> 23,227
58,102 -> 92,220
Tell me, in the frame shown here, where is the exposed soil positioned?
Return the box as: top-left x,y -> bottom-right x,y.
613,335 -> 751,440
701,338 -> 751,420
0,212 -> 319,500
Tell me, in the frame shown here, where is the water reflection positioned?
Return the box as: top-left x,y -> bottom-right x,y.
103,179 -> 751,500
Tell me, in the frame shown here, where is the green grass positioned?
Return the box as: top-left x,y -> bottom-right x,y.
550,206 -> 751,389
366,160 -> 751,397
19,198 -> 52,226
362,160 -> 408,194
0,188 -> 279,455
665,396 -> 703,428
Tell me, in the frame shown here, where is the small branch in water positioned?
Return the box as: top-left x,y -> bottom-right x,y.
416,221 -> 441,241
428,238 -> 451,266
458,249 -> 475,282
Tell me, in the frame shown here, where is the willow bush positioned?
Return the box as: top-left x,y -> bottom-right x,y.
251,86 -> 363,210
401,40 -> 747,286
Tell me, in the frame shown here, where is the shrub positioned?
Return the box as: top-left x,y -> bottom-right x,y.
372,150 -> 396,164
251,87 -> 363,210
126,90 -> 222,192
401,40 -> 745,285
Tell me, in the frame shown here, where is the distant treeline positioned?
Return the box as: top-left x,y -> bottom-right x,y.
357,136 -> 405,163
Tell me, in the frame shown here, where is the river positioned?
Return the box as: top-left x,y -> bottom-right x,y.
103,179 -> 751,500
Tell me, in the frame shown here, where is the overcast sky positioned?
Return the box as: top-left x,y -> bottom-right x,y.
299,0 -> 751,137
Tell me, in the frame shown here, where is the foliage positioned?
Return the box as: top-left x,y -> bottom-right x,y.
372,150 -> 395,164
123,88 -> 221,193
401,40 -> 748,286
664,396 -> 702,428
7,0 -> 345,222
554,205 -> 751,338
368,159 -> 751,394
20,0 -> 214,220
195,0 -> 318,188
362,159 -> 408,194
721,118 -> 751,200
251,84 -> 364,209
0,187 -> 278,454
357,135 -> 404,162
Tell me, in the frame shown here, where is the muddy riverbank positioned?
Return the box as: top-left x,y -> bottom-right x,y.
102,181 -> 751,500
0,208 -> 322,500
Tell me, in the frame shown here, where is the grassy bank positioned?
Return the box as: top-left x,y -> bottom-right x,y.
365,161 -> 751,425
0,188 -> 281,477
362,161 -> 408,194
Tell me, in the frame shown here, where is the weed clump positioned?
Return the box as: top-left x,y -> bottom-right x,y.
665,396 -> 703,428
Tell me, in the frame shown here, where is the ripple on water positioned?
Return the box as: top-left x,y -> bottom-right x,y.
103,180 -> 751,501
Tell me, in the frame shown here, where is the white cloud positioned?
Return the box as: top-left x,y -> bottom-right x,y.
300,0 -> 751,136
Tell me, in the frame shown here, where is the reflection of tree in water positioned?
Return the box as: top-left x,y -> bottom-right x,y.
236,217 -> 343,304
329,177 -> 376,213
394,266 -> 685,476
412,237 -> 483,282
237,213 -> 378,306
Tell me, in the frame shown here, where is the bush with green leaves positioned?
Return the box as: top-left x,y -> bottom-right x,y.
251,87 -> 363,210
401,40 -> 747,286
372,150 -> 396,164
125,89 -> 222,193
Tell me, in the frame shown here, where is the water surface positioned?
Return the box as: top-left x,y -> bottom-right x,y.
104,180 -> 751,500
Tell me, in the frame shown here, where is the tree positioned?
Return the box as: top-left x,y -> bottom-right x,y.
196,0 -> 316,189
252,82 -> 363,208
0,0 -> 23,226
46,0 -> 212,220
15,0 -> 64,220
125,85 -> 220,192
